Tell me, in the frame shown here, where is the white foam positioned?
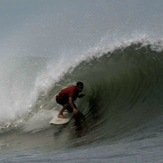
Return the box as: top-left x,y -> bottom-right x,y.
23,109 -> 55,133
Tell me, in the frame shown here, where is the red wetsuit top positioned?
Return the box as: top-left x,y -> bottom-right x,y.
57,85 -> 79,101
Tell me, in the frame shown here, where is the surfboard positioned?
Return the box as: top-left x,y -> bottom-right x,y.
49,110 -> 74,125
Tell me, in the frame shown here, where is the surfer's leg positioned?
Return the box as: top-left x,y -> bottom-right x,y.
56,96 -> 68,118
66,104 -> 73,113
58,104 -> 69,118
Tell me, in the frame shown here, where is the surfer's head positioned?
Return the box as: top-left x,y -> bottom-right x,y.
76,81 -> 84,92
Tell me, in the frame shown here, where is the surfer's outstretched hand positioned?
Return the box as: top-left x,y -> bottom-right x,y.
78,94 -> 85,98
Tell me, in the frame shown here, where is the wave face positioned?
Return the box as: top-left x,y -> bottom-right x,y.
74,42 -> 163,142
0,41 -> 163,162
57,42 -> 163,145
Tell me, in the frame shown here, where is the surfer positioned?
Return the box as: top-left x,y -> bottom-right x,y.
56,81 -> 85,118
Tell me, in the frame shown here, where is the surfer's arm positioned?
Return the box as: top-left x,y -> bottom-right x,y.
68,97 -> 78,113
78,94 -> 85,98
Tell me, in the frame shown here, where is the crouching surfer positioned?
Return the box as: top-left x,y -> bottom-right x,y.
56,81 -> 85,118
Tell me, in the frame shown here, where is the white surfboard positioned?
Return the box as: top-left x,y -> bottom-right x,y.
49,110 -> 74,125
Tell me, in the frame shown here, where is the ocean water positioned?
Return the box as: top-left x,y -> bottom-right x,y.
0,1 -> 163,162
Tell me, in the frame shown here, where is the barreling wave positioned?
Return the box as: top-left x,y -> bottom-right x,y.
0,41 -> 163,150
66,41 -> 163,145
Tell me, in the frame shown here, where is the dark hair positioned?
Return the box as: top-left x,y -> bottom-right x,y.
76,81 -> 84,87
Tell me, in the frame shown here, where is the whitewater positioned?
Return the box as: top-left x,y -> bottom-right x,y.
0,0 -> 163,162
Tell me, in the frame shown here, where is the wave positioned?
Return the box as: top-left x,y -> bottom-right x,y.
0,40 -> 163,151
64,41 -> 163,144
